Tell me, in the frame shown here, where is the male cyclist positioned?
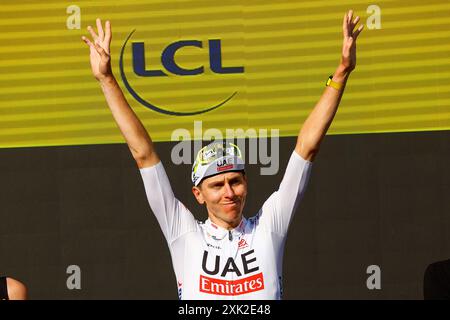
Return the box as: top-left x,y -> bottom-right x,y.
82,10 -> 363,299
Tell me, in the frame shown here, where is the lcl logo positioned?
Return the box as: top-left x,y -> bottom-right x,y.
120,30 -> 244,116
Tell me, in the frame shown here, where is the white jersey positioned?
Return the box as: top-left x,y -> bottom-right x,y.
139,151 -> 312,300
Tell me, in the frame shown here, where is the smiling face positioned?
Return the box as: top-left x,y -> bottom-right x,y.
192,171 -> 247,230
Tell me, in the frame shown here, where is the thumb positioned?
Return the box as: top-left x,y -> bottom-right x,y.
94,43 -> 109,60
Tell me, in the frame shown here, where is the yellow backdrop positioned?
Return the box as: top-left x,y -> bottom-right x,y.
1,0 -> 449,148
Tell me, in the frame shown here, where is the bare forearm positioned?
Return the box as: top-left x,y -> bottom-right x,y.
296,65 -> 350,161
100,76 -> 159,167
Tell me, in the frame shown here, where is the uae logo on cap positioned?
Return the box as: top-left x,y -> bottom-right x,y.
217,158 -> 234,172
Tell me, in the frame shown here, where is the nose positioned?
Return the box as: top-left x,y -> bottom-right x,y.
224,182 -> 235,198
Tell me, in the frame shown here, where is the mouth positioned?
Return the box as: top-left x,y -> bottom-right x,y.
222,200 -> 240,207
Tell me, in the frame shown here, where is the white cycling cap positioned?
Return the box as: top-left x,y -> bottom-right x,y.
191,141 -> 245,186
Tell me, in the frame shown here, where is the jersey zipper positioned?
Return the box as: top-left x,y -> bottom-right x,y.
228,229 -> 234,300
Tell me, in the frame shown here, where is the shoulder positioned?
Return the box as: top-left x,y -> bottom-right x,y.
6,277 -> 27,300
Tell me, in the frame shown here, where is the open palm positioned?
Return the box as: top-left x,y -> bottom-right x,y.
341,10 -> 364,72
82,18 -> 112,81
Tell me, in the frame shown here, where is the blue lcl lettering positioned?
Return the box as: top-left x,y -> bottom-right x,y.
132,39 -> 244,77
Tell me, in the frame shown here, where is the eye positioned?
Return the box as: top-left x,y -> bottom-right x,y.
210,183 -> 223,189
230,178 -> 242,185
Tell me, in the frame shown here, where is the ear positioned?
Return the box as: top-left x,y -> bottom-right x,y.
192,186 -> 205,204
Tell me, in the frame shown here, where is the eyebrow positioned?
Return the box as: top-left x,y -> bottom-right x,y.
228,176 -> 242,183
208,180 -> 223,186
207,174 -> 243,187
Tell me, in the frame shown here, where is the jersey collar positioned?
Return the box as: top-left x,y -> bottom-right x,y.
205,217 -> 247,241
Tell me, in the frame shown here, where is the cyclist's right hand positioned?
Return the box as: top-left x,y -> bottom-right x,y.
82,18 -> 113,81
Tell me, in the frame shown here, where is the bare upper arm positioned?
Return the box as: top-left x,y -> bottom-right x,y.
134,151 -> 161,169
6,277 -> 27,300
294,144 -> 317,162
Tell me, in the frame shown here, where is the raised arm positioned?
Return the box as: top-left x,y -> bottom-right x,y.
82,19 -> 159,168
295,10 -> 364,161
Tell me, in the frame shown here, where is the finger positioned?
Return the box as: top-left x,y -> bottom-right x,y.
346,10 -> 354,37
81,35 -> 94,49
94,43 -> 109,60
353,24 -> 364,40
348,10 -> 353,24
87,25 -> 99,42
104,21 -> 112,54
104,20 -> 112,47
96,18 -> 104,40
353,16 -> 360,26
94,43 -> 104,56
343,13 -> 349,37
